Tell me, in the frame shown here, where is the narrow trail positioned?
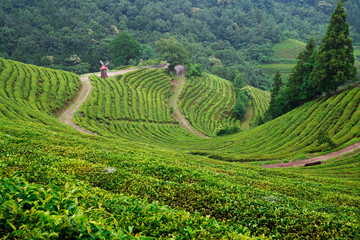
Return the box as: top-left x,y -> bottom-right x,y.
262,141 -> 360,168
241,102 -> 254,130
171,65 -> 209,138
59,68 -> 138,134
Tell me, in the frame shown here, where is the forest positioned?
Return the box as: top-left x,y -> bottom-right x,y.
1,0 -> 360,89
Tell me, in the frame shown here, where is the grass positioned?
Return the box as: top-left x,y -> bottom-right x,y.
258,63 -> 296,80
259,39 -> 306,79
354,45 -> 360,69
271,39 -> 306,62
242,86 -> 271,127
0,58 -> 359,239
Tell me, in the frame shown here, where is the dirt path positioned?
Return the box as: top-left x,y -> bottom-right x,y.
59,68 -> 138,134
170,68 -> 209,138
241,102 -> 254,130
262,141 -> 360,168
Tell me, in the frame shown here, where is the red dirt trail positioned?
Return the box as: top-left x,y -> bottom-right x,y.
262,141 -> 360,168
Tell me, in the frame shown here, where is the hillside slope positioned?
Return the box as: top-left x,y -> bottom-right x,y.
0,59 -> 359,239
187,86 -> 360,161
178,73 -> 240,137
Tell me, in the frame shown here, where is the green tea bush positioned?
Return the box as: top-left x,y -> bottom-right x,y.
0,174 -> 131,239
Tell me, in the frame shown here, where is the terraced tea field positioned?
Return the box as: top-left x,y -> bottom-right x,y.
1,115 -> 359,239
259,39 -> 306,78
73,69 -> 203,146
0,58 -> 80,115
0,58 -> 80,125
178,74 -> 240,137
0,58 -> 359,239
242,85 -> 271,127
187,86 -> 360,161
258,63 -> 296,79
271,39 -> 307,62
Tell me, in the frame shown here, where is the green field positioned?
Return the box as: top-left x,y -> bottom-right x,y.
242,86 -> 271,127
178,74 -> 241,136
258,63 -> 296,82
1,58 -> 360,239
73,69 -> 203,146
259,39 -> 307,79
355,46 -> 360,69
271,39 -> 307,62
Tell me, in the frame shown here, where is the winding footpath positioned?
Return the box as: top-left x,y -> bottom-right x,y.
262,141 -> 360,168
59,76 -> 95,135
59,68 -> 138,134
59,67 -> 359,165
59,65 -> 208,138
170,76 -> 209,138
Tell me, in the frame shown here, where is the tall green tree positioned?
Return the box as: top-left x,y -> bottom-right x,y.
311,2 -> 357,94
270,70 -> 283,99
266,70 -> 286,119
233,89 -> 249,121
155,37 -> 190,69
108,33 -> 141,66
286,38 -> 318,108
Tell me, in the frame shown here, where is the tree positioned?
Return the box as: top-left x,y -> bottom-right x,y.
270,70 -> 283,99
286,38 -> 318,108
108,33 -> 141,66
311,2 -> 357,94
266,71 -> 286,119
155,37 -> 190,69
233,89 -> 249,120
233,73 -> 247,89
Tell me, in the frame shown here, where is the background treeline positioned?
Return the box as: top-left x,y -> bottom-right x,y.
267,2 -> 358,120
0,0 -> 359,89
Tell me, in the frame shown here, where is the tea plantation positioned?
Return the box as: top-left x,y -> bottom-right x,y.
0,58 -> 359,239
178,74 -> 240,137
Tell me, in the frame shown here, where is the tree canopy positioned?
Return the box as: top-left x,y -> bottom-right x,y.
311,2 -> 357,93
108,33 -> 141,66
266,2 -> 358,120
0,0 -> 359,84
155,37 -> 190,69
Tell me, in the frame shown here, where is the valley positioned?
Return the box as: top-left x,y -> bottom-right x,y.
1,1 -> 360,239
0,57 -> 359,239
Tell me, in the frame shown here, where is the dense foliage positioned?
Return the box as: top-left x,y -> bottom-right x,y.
233,90 -> 250,121
155,37 -> 190,69
267,39 -> 318,119
108,33 -> 141,66
312,2 -> 357,93
267,2 -> 358,119
1,0 -> 359,87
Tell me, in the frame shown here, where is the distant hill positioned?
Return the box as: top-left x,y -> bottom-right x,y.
1,0 -> 359,88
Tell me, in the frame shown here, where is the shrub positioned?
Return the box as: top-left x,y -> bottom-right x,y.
216,124 -> 239,136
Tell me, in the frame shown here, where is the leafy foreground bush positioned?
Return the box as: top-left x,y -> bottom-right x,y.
0,174 -> 131,239
0,172 -> 254,240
